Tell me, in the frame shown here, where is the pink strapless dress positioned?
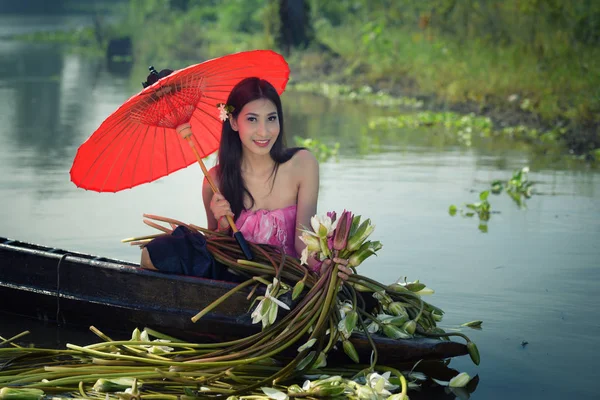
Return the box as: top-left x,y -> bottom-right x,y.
235,205 -> 298,258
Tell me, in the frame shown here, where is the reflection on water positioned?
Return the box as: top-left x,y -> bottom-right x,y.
0,18 -> 599,400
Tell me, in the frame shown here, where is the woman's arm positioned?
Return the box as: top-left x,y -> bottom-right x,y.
292,150 -> 352,280
292,150 -> 319,260
202,166 -> 232,231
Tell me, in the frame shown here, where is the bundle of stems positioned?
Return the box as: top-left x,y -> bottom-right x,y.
0,214 -> 479,399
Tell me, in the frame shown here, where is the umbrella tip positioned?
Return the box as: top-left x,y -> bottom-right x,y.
142,66 -> 159,88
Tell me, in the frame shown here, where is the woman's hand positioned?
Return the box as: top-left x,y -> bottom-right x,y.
210,193 -> 234,231
320,257 -> 353,281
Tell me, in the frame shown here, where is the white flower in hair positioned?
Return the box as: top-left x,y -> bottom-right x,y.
218,104 -> 228,121
217,103 -> 234,122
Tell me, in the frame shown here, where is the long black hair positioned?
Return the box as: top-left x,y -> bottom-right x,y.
217,77 -> 302,219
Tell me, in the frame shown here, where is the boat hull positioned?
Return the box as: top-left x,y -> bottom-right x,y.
0,237 -> 468,364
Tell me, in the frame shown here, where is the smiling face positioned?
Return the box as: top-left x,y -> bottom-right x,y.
230,98 -> 280,156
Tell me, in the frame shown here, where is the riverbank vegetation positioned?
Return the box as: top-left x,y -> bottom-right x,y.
10,0 -> 599,160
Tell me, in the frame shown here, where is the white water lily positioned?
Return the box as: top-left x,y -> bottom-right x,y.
300,246 -> 310,265
432,371 -> 471,388
251,280 -> 290,329
265,283 -> 290,311
137,330 -> 173,354
310,214 -> 338,238
367,371 -> 399,396
355,384 -> 379,400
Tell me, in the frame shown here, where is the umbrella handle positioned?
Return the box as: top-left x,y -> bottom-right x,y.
178,124 -> 253,260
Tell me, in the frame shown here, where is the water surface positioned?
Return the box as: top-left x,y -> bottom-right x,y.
0,15 -> 598,400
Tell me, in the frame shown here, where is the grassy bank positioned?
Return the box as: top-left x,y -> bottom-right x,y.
16,0 -> 598,160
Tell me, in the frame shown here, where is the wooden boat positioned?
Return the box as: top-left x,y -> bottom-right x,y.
0,236 -> 468,364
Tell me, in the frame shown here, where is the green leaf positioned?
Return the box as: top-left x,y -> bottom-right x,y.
479,190 -> 489,201
449,205 -> 458,216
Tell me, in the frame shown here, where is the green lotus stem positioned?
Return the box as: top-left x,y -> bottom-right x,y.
0,330 -> 30,346
191,276 -> 267,323
415,327 -> 471,343
377,366 -> 408,397
312,268 -> 338,337
228,310 -> 322,394
88,327 -> 170,361
140,396 -> 179,400
22,371 -> 162,388
77,381 -> 87,398
235,260 -> 273,271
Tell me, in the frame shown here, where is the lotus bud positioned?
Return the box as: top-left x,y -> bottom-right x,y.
388,302 -> 408,318
382,324 -> 412,339
461,320 -> 483,329
93,378 -> 136,393
343,339 -> 360,363
313,351 -> 327,368
292,280 -> 305,300
0,388 -> 44,400
387,315 -> 409,327
372,290 -> 393,306
333,210 -> 353,250
449,372 -> 471,388
432,311 -> 443,322
348,215 -> 362,237
312,385 -> 346,397
387,283 -> 410,293
405,281 -> 426,292
347,219 -> 375,251
130,327 -> 141,341
402,320 -> 417,335
348,250 -> 375,268
467,341 -> 480,365
287,384 -> 304,394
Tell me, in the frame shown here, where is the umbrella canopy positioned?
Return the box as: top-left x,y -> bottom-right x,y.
70,50 -> 290,192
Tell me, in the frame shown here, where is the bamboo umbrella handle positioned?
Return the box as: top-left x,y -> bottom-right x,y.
177,123 -> 253,260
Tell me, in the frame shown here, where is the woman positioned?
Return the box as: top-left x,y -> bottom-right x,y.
142,77 -> 349,279
204,77 -> 350,279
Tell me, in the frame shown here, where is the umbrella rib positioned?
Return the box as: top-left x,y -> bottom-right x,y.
130,124 -> 151,189
114,123 -> 147,191
99,120 -> 142,191
174,127 -> 188,169
163,126 -> 169,174
81,118 -> 135,190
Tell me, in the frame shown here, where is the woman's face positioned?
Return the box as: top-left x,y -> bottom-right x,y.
230,98 -> 280,156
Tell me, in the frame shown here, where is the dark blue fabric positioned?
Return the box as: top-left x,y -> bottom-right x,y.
146,226 -> 239,281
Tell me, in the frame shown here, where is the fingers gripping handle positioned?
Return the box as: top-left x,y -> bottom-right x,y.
177,123 -> 253,260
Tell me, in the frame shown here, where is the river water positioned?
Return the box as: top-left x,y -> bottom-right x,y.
0,13 -> 599,400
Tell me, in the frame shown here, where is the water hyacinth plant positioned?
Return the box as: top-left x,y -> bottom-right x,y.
0,212 -> 481,399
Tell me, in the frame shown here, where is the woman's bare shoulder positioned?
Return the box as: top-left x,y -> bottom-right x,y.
290,149 -> 318,170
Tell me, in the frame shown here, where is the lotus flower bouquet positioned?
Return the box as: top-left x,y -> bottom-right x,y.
299,210 -> 382,272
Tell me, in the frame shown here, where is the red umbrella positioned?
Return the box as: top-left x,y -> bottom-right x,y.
70,50 -> 291,260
